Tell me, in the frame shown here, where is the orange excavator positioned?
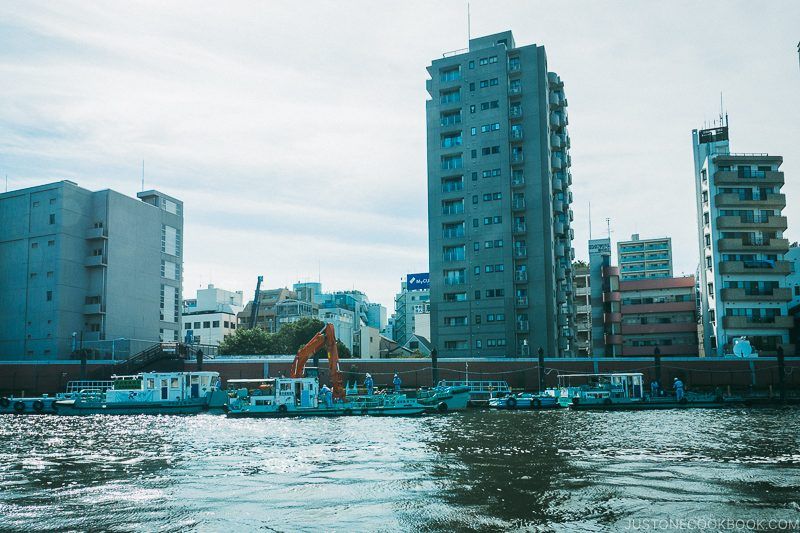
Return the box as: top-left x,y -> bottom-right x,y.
289,323 -> 345,400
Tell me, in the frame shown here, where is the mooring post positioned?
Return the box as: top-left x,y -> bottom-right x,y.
654,354 -> 662,390
538,346 -> 545,393
777,345 -> 786,402
431,348 -> 439,386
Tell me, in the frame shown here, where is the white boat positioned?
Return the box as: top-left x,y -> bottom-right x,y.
225,377 -> 426,418
437,380 -> 511,407
489,391 -> 560,410
415,383 -> 472,411
52,371 -> 228,415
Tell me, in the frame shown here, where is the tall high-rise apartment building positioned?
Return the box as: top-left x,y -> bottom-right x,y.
427,31 -> 576,358
692,123 -> 793,356
617,234 -> 673,281
0,180 -> 183,359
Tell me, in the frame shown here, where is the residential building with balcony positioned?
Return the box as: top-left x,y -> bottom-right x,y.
619,276 -> 699,356
589,238 -> 621,355
617,234 -> 673,281
692,123 -> 793,356
426,30 -> 576,357
573,262 -> 591,356
0,180 -> 183,359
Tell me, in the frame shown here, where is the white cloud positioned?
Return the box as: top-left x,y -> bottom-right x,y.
1,0 -> 798,310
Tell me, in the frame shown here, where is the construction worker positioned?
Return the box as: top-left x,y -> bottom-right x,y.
673,377 -> 685,402
321,384 -> 333,408
393,373 -> 402,393
364,373 -> 374,396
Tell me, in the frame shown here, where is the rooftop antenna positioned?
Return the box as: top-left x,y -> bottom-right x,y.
605,217 -> 612,239
467,2 -> 471,40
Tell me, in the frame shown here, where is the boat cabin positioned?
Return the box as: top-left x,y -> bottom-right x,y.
557,373 -> 644,402
106,371 -> 220,403
228,377 -> 321,409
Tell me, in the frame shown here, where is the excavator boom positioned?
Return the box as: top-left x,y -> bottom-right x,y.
289,323 -> 345,400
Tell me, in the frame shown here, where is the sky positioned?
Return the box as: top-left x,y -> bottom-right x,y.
1,0 -> 798,312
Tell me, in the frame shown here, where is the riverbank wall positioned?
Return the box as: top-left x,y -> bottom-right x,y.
1,356 -> 799,396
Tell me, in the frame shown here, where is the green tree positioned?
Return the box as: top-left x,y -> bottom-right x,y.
218,317 -> 353,358
218,327 -> 277,355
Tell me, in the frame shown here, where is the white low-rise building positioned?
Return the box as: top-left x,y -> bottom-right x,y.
182,284 -> 244,346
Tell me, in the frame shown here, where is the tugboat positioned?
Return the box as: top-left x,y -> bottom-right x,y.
53,371 -> 227,415
225,324 -> 426,418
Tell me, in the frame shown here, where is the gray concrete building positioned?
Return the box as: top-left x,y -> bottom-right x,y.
426,30 -> 576,358
392,278 -> 431,347
0,180 -> 183,359
617,234 -> 673,281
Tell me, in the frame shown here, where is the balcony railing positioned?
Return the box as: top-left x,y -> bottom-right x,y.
511,153 -> 524,164
512,199 -> 526,210
516,297 -> 529,307
514,271 -> 528,283
516,321 -> 530,332
514,247 -> 528,258
510,107 -> 523,119
512,223 -> 527,234
511,176 -> 525,187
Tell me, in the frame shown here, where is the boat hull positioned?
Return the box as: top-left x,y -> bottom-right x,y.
53,399 -> 217,415
416,387 -> 471,411
226,405 -> 426,418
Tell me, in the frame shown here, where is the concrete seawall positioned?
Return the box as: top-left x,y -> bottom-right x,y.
1,356 -> 799,396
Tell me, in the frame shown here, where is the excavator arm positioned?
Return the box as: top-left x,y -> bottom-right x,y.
289,323 -> 345,400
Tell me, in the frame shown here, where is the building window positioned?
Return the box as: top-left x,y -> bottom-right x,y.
31,242 -> 38,249
46,291 -> 52,301
48,240 -> 55,247
203,321 -> 211,328
30,272 -> 37,279
194,322 -> 201,329
49,214 -> 55,224
212,320 -> 220,328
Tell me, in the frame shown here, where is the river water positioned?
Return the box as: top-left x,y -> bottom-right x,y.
1,409 -> 799,532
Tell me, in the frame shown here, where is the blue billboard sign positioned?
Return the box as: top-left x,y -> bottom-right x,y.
407,272 -> 430,290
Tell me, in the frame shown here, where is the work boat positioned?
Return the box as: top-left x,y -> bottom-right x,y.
225,323 -> 426,418
415,383 -> 472,411
489,391 -> 560,410
53,371 -> 228,415
558,372 -> 646,410
225,377 -> 426,418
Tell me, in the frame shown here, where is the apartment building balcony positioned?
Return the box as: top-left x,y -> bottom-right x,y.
603,291 -> 621,303
575,287 -> 590,297
550,134 -> 562,150
552,177 -> 563,191
516,321 -> 530,332
714,170 -> 784,186
85,227 -> 107,240
510,129 -> 524,141
554,221 -> 565,236
551,156 -> 563,170
717,237 -> 789,253
720,287 -> 792,302
576,303 -> 592,314
569,227 -> 575,240
719,260 -> 791,275
510,107 -> 523,119
514,271 -> 528,283
553,198 -> 564,212
621,301 -> 696,314
605,334 -> 623,346
557,314 -> 568,327
716,215 -> 787,231
550,113 -> 562,128
621,322 -> 698,335
604,312 -> 622,323
83,303 -> 105,315
722,315 -> 793,329
516,297 -> 529,308
714,192 -> 786,209
85,254 -> 107,267
509,85 -> 522,96
513,247 -> 528,259
555,243 -> 565,257
556,266 -> 566,280
511,175 -> 525,188
512,223 -> 527,235
512,198 -> 526,211
511,153 -> 524,165
556,290 -> 567,304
